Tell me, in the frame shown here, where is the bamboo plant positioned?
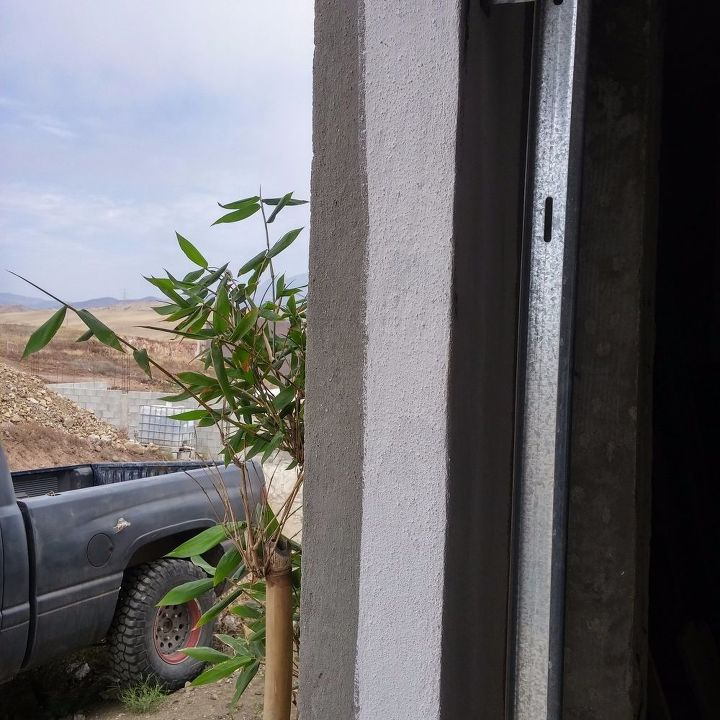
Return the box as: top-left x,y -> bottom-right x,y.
18,191 -> 307,718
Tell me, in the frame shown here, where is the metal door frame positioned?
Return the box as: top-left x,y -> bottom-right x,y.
493,0 -> 591,718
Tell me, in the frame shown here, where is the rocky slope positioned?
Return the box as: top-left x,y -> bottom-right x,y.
0,361 -> 164,469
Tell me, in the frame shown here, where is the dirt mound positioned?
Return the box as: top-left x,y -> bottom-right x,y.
1,361 -> 128,439
1,423 -> 166,471
0,361 -> 165,470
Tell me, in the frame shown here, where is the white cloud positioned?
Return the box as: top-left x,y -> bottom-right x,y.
0,2 -> 313,109
0,1 -> 313,300
0,182 -> 310,299
25,113 -> 76,139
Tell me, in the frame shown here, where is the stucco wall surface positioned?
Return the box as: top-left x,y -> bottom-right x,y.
303,1 -> 527,718
299,0 -> 368,717
354,1 -> 461,719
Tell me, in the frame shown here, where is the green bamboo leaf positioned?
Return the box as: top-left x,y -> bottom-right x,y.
273,386 -> 296,411
239,581 -> 266,601
216,633 -> 250,655
183,268 -> 206,283
218,196 -> 260,210
258,307 -> 283,321
77,310 -> 124,352
214,548 -> 243,586
191,555 -> 216,575
262,505 -> 280,537
156,578 -> 213,606
211,340 -> 236,410
176,371 -> 219,387
137,325 -> 212,340
213,281 -> 230,333
76,329 -> 93,343
192,656 -> 254,686
167,409 -> 210,421
152,303 -> 183,316
231,661 -> 260,705
198,263 -> 229,288
22,306 -> 66,358
267,228 -> 303,259
276,274 -> 286,296
230,604 -> 262,619
158,390 -> 193,402
167,305 -> 199,323
189,306 -> 212,334
133,348 -> 152,378
248,621 -> 266,643
167,525 -> 227,558
266,192 -> 293,224
231,308 -> 259,342
238,250 -> 267,276
212,204 -> 260,225
262,197 -> 307,206
262,432 -> 284,463
178,646 -> 231,664
144,276 -> 187,306
244,437 -> 268,461
195,588 -> 244,628
176,232 -> 208,268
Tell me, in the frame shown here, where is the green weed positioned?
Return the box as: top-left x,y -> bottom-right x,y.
118,680 -> 166,714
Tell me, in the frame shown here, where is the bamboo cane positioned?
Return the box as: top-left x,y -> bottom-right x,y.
263,541 -> 293,720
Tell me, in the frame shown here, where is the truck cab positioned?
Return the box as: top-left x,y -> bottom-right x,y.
0,449 -> 30,685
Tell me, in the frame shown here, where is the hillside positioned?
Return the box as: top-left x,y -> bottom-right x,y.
0,292 -> 160,310
0,361 -> 164,470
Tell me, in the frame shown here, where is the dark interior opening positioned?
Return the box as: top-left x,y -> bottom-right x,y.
649,2 -> 720,717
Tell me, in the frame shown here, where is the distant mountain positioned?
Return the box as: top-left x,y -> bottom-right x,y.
0,292 -> 161,310
0,293 -> 56,309
0,275 -> 309,311
73,296 -> 161,309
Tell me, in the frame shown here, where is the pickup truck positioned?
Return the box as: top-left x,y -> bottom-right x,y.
0,447 -> 263,690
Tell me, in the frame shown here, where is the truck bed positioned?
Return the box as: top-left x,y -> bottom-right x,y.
1,454 -> 264,682
11,460 -> 217,499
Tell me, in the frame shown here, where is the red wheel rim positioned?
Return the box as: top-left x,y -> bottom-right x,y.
153,600 -> 202,665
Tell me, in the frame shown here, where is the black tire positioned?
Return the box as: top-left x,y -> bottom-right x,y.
108,559 -> 216,691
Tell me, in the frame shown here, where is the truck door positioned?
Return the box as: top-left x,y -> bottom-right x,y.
0,449 -> 30,683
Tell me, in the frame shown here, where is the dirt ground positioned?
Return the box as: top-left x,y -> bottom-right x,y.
0,646 -> 289,720
0,303 -> 171,341
1,422 -> 167,470
0,305 -> 202,391
85,677 -> 267,720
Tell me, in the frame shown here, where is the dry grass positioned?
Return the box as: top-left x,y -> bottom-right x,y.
0,306 -> 204,390
0,302 -> 171,340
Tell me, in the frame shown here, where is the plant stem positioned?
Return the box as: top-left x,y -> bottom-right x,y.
259,189 -> 276,304
263,541 -> 293,720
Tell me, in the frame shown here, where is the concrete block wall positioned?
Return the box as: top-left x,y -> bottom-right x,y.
49,381 -> 223,458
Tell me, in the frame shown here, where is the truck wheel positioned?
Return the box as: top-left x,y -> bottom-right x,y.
109,558 -> 216,691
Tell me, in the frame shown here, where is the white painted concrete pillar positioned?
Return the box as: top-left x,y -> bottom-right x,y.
302,1 -> 529,718
354,3 -> 459,718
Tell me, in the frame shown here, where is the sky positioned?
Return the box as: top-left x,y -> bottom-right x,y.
0,1 -> 314,301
